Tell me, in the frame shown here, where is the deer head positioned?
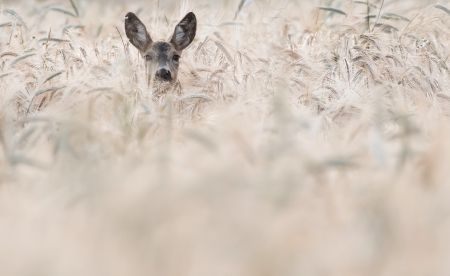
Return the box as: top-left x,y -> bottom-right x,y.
125,12 -> 197,83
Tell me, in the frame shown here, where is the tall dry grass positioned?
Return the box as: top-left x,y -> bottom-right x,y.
0,0 -> 450,275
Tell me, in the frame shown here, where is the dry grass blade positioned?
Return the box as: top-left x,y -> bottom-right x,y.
62,24 -> 84,32
86,87 -> 113,94
399,4 -> 436,41
317,6 -> 347,16
375,23 -> 400,33
0,52 -> 18,58
407,34 -> 424,43
9,53 -> 35,67
218,22 -> 245,26
360,34 -> 381,50
0,22 -> 12,28
0,72 -> 13,79
2,9 -> 28,30
35,86 -> 65,97
178,94 -> 214,102
215,41 -> 233,63
116,27 -> 129,62
26,86 -> 65,116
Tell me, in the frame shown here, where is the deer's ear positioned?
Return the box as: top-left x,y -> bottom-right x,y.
170,12 -> 197,51
125,12 -> 152,52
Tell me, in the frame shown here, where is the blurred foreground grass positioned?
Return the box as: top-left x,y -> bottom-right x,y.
0,0 -> 450,275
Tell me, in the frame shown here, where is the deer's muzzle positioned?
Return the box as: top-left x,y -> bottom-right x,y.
156,69 -> 172,82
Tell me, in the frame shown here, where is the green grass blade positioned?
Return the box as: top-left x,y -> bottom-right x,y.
354,0 -> 377,8
317,6 -> 347,15
381,13 -> 410,21
375,23 -> 400,33
2,9 -> 28,30
38,37 -> 70,43
48,6 -> 77,17
69,0 -> 79,17
435,4 -> 450,15
35,86 -> 65,97
10,53 -> 35,67
43,70 -> 65,84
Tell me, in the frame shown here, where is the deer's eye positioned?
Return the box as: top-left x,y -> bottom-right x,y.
173,55 -> 180,62
145,55 -> 152,61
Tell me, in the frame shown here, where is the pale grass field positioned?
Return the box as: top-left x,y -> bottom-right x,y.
1,0 -> 450,275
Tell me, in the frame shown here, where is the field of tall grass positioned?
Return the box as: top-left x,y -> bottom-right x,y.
1,0 -> 450,274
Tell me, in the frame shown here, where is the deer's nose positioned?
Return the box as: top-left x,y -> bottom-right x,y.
156,69 -> 172,82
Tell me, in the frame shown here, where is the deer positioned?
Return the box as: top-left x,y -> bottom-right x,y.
125,12 -> 197,84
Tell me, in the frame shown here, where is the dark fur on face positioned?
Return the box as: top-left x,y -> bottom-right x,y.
125,12 -> 197,83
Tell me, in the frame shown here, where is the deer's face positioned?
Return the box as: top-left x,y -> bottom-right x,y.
125,12 -> 197,83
